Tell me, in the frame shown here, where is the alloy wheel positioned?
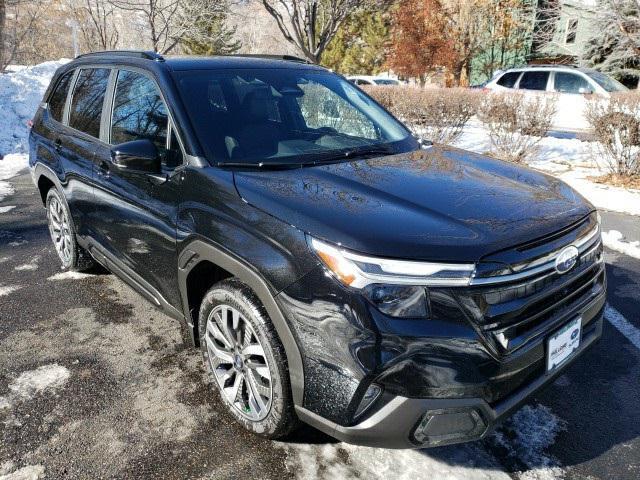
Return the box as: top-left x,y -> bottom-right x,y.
205,304 -> 273,421
47,195 -> 72,264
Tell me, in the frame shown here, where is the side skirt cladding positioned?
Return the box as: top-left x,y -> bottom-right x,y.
177,239 -> 305,407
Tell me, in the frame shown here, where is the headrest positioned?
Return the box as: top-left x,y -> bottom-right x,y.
242,88 -> 273,122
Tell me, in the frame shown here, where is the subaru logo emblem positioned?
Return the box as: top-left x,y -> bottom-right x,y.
555,246 -> 579,274
571,329 -> 580,340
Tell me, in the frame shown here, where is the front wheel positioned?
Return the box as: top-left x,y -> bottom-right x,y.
198,279 -> 298,438
45,188 -> 95,271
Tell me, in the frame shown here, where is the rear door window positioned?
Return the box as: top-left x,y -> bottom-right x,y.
69,68 -> 111,138
48,71 -> 74,123
554,72 -> 594,94
497,71 -> 521,88
518,71 -> 550,91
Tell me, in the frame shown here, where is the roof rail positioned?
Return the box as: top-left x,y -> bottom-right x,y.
225,54 -> 312,64
515,63 -> 578,69
75,50 -> 165,62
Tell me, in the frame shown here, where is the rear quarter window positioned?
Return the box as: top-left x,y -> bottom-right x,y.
48,71 -> 74,123
496,72 -> 521,88
69,68 -> 111,138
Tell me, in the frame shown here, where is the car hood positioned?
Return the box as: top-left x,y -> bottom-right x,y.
233,146 -> 593,262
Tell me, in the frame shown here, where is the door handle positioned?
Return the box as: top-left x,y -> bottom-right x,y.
54,138 -> 62,153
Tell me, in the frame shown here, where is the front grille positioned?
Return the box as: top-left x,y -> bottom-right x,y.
453,222 -> 605,355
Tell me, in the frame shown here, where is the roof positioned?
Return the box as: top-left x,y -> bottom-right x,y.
72,51 -> 325,71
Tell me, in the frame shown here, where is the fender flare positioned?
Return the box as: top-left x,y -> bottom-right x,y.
178,239 -> 305,406
33,163 -> 64,202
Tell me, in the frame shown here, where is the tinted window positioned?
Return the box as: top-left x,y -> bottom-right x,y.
176,69 -> 412,165
554,72 -> 593,94
48,71 -> 74,122
497,72 -> 521,88
111,70 -> 168,151
518,71 -> 549,91
585,71 -> 628,93
69,68 -> 110,138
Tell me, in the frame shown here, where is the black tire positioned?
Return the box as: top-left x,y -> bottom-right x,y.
198,278 -> 298,438
45,188 -> 96,271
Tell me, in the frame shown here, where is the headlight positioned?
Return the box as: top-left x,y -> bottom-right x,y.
308,236 -> 475,289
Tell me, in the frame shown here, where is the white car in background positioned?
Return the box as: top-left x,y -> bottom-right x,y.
484,65 -> 628,132
347,75 -> 401,86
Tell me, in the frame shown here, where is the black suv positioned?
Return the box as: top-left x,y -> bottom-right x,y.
29,51 -> 606,448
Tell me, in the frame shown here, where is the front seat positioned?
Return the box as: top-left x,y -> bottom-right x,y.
232,89 -> 285,159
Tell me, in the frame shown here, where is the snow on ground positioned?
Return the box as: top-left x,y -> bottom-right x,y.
0,154 -> 29,204
0,364 -> 70,414
602,230 -> 640,259
281,403 -> 564,480
47,271 -> 95,281
456,123 -> 640,217
14,255 -> 40,271
0,464 -> 45,480
0,285 -> 22,297
0,60 -> 69,157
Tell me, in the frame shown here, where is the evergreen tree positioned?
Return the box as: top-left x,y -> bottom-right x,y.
322,7 -> 391,75
180,0 -> 241,56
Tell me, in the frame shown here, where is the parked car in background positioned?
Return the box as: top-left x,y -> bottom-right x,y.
484,65 -> 628,132
347,75 -> 401,86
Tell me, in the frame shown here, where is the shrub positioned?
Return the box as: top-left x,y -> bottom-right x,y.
364,86 -> 479,144
585,92 -> 640,177
477,92 -> 557,163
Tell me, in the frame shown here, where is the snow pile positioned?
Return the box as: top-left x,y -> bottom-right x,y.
0,285 -> 22,297
48,271 -> 95,281
602,230 -> 640,259
0,60 -> 69,156
0,153 -> 29,204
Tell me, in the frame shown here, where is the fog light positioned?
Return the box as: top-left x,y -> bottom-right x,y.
413,408 -> 486,446
354,384 -> 382,419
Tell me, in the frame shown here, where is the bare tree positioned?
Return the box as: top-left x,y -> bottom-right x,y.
68,0 -> 119,51
108,0 -> 181,53
260,0 -> 370,63
0,0 -> 45,71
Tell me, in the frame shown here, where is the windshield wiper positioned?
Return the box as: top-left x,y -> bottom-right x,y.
312,144 -> 396,163
216,161 -> 314,169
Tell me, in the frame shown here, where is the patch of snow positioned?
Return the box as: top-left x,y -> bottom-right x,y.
0,60 -> 69,156
7,364 -> 71,400
602,230 -> 640,259
14,256 -> 40,271
605,304 -> 640,351
0,285 -> 22,297
47,271 -> 95,281
0,153 -> 29,203
491,404 -> 566,480
0,206 -> 16,213
0,465 -> 45,480
281,441 -> 511,480
8,240 -> 27,247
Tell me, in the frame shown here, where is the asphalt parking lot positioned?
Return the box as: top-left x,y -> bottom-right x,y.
1,170 -> 639,480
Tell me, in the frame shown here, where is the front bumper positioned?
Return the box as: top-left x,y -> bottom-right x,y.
295,305 -> 603,449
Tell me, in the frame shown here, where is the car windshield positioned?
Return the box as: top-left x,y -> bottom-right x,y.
585,71 -> 628,92
174,69 -> 414,166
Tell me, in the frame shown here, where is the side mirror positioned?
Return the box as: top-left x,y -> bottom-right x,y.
110,139 -> 161,174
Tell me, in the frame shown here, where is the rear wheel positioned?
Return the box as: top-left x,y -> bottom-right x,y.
46,188 -> 95,271
199,279 -> 297,438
